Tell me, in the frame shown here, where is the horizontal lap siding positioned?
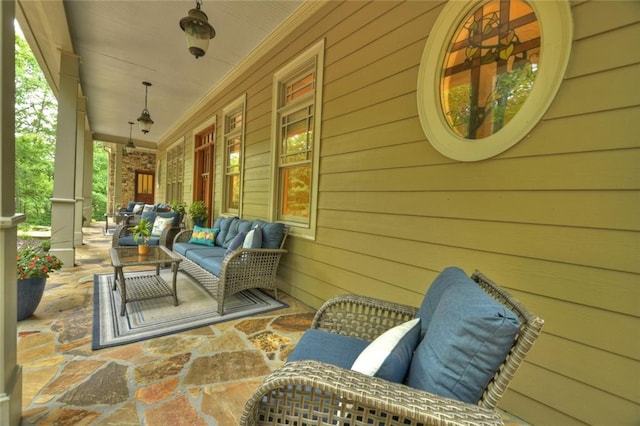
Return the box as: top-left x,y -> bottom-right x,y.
157,0 -> 639,424
316,1 -> 639,424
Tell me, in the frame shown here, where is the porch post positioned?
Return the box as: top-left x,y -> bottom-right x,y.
0,1 -> 24,424
50,51 -> 79,266
74,96 -> 86,246
82,128 -> 93,228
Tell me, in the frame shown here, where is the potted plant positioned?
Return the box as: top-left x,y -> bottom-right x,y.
131,218 -> 152,255
188,200 -> 208,227
170,200 -> 187,226
16,245 -> 63,320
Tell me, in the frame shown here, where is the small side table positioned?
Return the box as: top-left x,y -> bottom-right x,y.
108,246 -> 183,316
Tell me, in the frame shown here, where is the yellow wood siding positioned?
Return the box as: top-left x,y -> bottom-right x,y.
157,1 -> 640,424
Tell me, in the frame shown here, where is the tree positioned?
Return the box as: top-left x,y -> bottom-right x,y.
92,142 -> 108,220
15,31 -> 58,226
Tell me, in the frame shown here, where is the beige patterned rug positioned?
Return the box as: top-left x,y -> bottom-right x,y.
92,270 -> 287,349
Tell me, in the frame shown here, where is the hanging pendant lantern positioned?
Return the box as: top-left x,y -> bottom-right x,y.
124,121 -> 135,153
137,81 -> 154,134
179,0 -> 216,59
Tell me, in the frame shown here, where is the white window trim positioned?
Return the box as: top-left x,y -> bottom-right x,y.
165,136 -> 185,202
222,93 -> 246,216
270,39 -> 325,240
416,0 -> 573,161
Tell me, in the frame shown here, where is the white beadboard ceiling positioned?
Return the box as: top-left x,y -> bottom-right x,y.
16,0 -> 305,149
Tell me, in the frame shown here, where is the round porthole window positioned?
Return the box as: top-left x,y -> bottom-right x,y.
417,0 -> 572,161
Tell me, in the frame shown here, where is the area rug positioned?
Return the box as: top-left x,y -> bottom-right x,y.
92,270 -> 287,349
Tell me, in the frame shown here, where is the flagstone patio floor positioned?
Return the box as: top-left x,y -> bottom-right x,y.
17,222 -> 529,425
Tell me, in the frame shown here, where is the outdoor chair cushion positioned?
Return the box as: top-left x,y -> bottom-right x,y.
406,267 -> 521,403
140,211 -> 181,227
213,217 -> 286,250
288,329 -> 370,370
116,236 -> 160,246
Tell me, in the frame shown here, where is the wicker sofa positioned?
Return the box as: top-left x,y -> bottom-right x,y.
241,267 -> 544,426
172,216 -> 288,315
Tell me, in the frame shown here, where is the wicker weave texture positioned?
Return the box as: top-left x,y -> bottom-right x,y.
172,227 -> 288,315
241,270 -> 544,425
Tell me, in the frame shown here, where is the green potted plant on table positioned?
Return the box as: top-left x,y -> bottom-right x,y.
188,200 -> 208,227
131,217 -> 152,255
16,244 -> 63,320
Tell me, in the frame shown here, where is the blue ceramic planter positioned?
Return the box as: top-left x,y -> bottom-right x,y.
17,277 -> 46,321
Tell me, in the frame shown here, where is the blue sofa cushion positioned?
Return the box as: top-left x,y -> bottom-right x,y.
288,329 -> 370,370
214,216 -> 237,248
405,268 -> 521,403
198,255 -> 226,276
187,246 -> 226,264
351,318 -> 421,383
118,236 -> 160,246
173,242 -> 218,257
252,220 -> 285,249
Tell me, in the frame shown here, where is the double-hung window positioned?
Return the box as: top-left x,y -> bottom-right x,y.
271,40 -> 324,239
165,139 -> 184,203
222,95 -> 245,214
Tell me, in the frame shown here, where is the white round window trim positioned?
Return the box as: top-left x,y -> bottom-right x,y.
417,0 -> 573,162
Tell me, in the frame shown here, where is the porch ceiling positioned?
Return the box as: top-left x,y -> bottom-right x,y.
15,0 -> 304,150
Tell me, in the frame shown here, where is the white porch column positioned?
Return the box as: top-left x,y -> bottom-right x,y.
82,128 -> 93,227
50,51 -> 79,266
0,2 -> 24,424
74,96 -> 86,246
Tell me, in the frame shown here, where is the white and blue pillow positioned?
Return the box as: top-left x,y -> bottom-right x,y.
350,318 -> 421,383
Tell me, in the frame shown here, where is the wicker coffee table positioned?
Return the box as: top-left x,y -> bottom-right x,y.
108,246 -> 183,316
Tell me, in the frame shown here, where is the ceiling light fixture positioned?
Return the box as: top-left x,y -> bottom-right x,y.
179,0 -> 216,59
124,121 -> 135,153
137,81 -> 154,134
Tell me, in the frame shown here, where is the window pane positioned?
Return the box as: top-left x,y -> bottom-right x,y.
226,110 -> 242,132
226,136 -> 241,174
279,165 -> 310,222
285,71 -> 314,104
226,174 -> 239,210
280,106 -> 313,164
441,0 -> 540,139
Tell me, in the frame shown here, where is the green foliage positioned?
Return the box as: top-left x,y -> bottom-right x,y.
15,35 -> 57,139
15,32 -> 58,226
131,218 -> 152,244
16,245 -> 63,279
188,201 -> 208,220
92,143 -> 108,220
15,133 -> 54,225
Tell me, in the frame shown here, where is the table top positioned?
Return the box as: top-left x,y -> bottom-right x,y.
109,246 -> 181,268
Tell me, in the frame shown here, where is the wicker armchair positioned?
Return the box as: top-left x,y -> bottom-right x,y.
241,270 -> 544,426
111,211 -> 183,251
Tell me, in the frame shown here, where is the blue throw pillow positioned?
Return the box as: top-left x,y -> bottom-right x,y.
416,267 -> 466,339
405,270 -> 521,403
350,318 -> 421,383
225,231 -> 246,256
